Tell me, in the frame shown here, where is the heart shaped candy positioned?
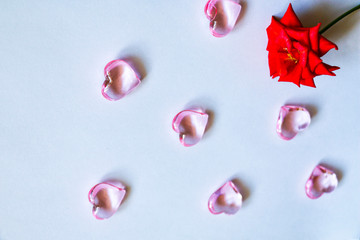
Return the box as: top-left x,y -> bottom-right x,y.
172,109 -> 209,147
101,60 -> 141,101
276,105 -> 311,140
208,181 -> 242,215
88,181 -> 126,220
305,165 -> 338,199
204,0 -> 241,37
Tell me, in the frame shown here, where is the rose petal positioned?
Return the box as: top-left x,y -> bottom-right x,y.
300,78 -> 316,87
293,42 -> 308,66
280,4 -> 303,28
268,51 -> 281,77
319,36 -> 338,57
324,63 -> 340,72
307,50 -> 323,72
266,18 -> 292,51
308,24 -> 321,55
285,28 -> 310,47
314,62 -> 337,76
278,63 -> 302,87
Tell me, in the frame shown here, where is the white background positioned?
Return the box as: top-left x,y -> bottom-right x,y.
0,0 -> 359,239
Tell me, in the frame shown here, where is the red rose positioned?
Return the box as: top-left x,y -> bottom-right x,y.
266,4 -> 340,87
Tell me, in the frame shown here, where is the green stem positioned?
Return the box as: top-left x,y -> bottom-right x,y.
319,4 -> 360,34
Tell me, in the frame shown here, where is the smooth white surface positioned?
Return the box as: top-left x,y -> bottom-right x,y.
0,0 -> 359,239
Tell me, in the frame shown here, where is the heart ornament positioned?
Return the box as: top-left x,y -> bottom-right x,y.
101,60 -> 141,101
88,181 -> 126,220
305,165 -> 338,199
276,105 -> 311,140
172,108 -> 209,147
208,181 -> 242,215
204,0 -> 241,37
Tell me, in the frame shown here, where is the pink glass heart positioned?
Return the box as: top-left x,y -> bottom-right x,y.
101,60 -> 141,101
88,182 -> 126,220
208,181 -> 242,215
172,108 -> 209,147
204,0 -> 241,37
305,165 -> 338,199
276,105 -> 311,140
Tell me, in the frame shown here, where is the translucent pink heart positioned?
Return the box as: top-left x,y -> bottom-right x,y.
101,60 -> 141,101
305,165 -> 338,199
204,0 -> 241,37
276,105 -> 311,140
208,181 -> 242,215
88,182 -> 126,220
172,109 -> 209,147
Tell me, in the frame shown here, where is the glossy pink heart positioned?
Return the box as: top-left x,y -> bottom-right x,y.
204,0 -> 241,37
305,165 -> 338,199
101,60 -> 141,101
88,181 -> 126,220
208,181 -> 242,215
172,108 -> 209,147
276,105 -> 311,140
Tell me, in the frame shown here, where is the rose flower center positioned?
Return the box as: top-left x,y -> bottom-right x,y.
282,48 -> 299,64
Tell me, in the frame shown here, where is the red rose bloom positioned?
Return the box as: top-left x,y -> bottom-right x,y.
266,4 -> 340,87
